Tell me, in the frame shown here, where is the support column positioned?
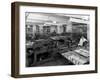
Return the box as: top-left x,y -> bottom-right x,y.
66,21 -> 72,33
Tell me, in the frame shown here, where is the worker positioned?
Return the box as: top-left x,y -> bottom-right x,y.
78,36 -> 88,47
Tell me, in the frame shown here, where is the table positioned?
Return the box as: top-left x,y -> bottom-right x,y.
61,49 -> 89,65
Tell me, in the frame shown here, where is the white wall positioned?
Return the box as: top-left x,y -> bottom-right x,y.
0,0 -> 100,80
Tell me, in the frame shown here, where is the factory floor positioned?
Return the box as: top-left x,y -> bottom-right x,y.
33,53 -> 74,67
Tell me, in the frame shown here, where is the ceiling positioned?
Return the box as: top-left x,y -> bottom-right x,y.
26,13 -> 89,25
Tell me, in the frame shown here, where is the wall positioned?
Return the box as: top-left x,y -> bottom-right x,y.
0,0 -> 100,80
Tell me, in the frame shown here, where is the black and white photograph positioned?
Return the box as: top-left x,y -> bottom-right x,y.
11,2 -> 97,77
25,12 -> 90,67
